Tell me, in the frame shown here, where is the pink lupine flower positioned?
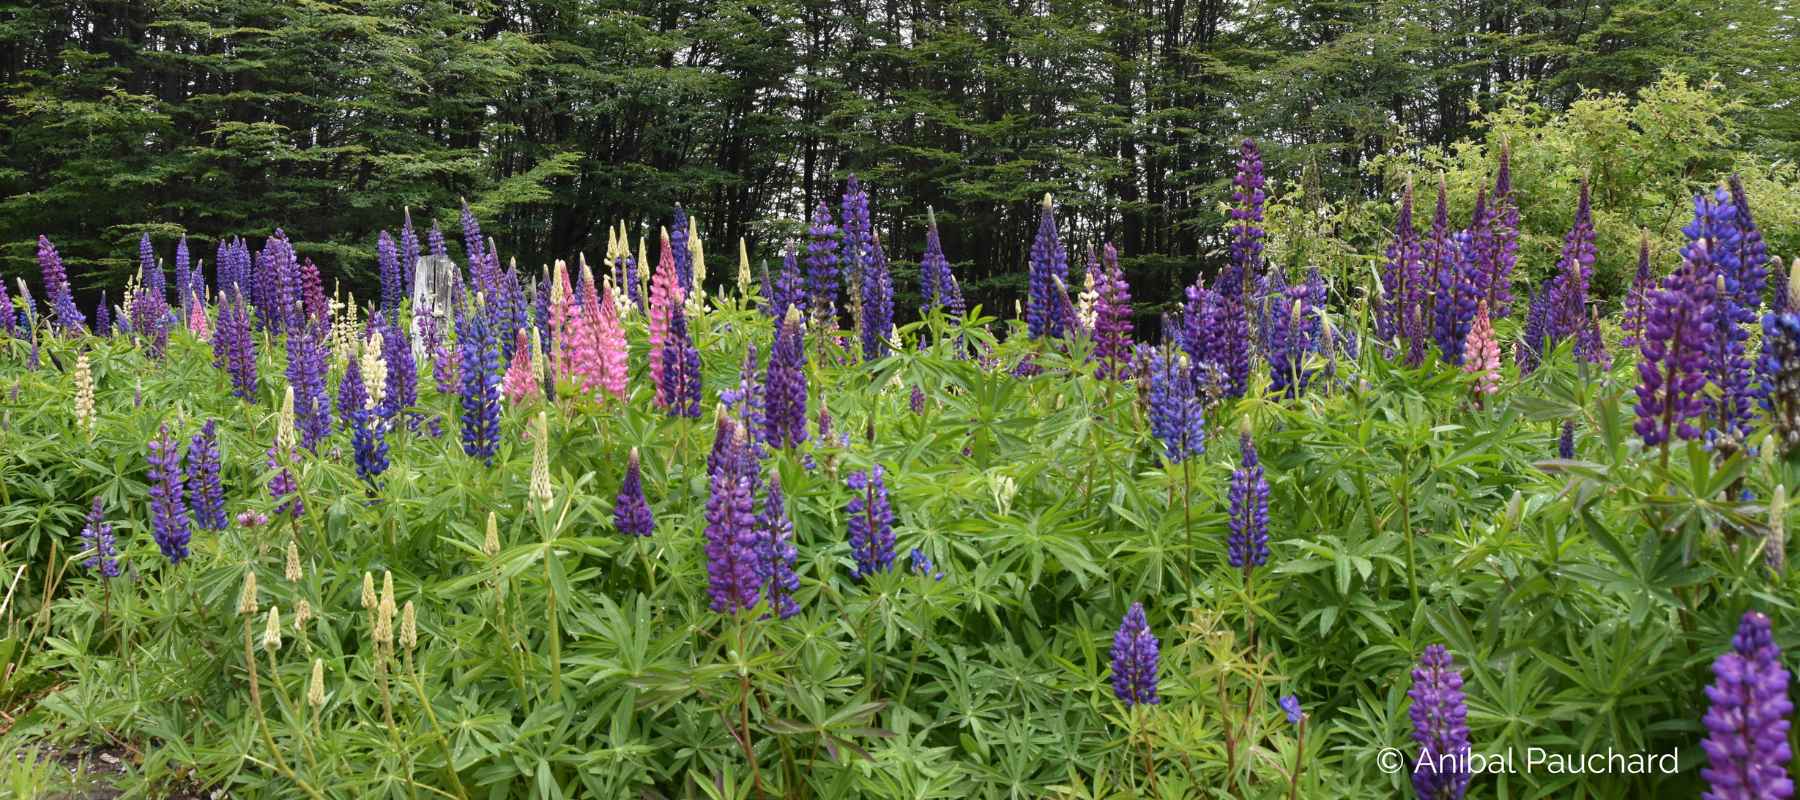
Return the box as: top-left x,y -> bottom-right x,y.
1462,302 -> 1501,400
189,300 -> 212,342
502,329 -> 538,402
648,227 -> 685,406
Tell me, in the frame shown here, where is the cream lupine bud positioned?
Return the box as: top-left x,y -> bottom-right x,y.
307,659 -> 326,707
278,387 -> 298,450
531,412 -> 554,512
73,354 -> 96,433
1077,268 -> 1099,330
238,571 -> 259,616
1787,255 -> 1800,310
381,571 -> 395,610
483,510 -> 500,557
294,598 -> 312,631
400,601 -> 417,650
361,571 -> 377,610
286,541 -> 303,582
263,606 -> 283,653
361,330 -> 388,409
738,238 -> 751,295
532,328 -> 551,387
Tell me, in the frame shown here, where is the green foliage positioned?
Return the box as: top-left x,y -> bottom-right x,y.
0,274 -> 1791,798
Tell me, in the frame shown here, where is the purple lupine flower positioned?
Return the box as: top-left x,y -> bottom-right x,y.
1690,188 -> 1760,449
1211,141 -> 1262,397
840,178 -> 873,294
461,200 -> 488,290
661,302 -> 703,419
146,425 -> 192,564
1025,194 -> 1071,340
621,236 -> 644,313
378,231 -> 402,326
1558,420 -> 1576,459
186,420 -> 229,531
211,296 -> 258,400
1110,602 -> 1160,707
861,233 -> 895,360
704,416 -> 762,614
93,292 -> 109,337
1635,238 -> 1717,449
337,358 -> 368,435
458,299 -> 503,465
671,205 -> 693,294
1144,344 -> 1206,464
299,258 -> 328,330
1700,611 -> 1794,800
1408,645 -> 1471,800
909,548 -> 945,580
38,236 -> 85,334
1464,188 -> 1504,321
847,465 -> 896,579
173,235 -> 192,316
1433,230 -> 1480,366
1094,243 -> 1134,379
1518,286 -> 1551,374
1227,429 -> 1270,569
909,384 -> 925,415
1177,277 -> 1210,367
285,318 -> 332,451
805,203 -> 841,331
1269,287 -> 1313,397
400,209 -> 420,302
1490,139 -> 1521,320
429,219 -> 448,259
1621,230 -> 1656,349
764,308 -> 809,449
1728,174 -> 1771,313
614,447 -> 656,537
378,315 -> 417,423
759,472 -> 801,618
0,273 -> 16,338
420,313 -> 456,394
723,345 -> 767,452
765,242 -> 805,321
139,233 -> 164,305
1547,178 -> 1599,359
79,496 -> 121,578
1279,695 -> 1303,724
1256,266 -> 1289,361
340,360 -> 389,489
919,206 -> 956,314
1761,265 -> 1800,452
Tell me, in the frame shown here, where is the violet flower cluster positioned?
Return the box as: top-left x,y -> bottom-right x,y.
1688,187 -> 1761,449
1025,195 -> 1071,340
1546,179 -> 1599,364
1634,239 -> 1717,448
1620,231 -> 1656,349
671,205 -> 693,294
1227,430 -> 1271,570
768,242 -> 806,321
186,420 -> 228,531
378,230 -> 403,326
1700,611 -> 1793,800
764,307 -> 809,449
285,320 -> 332,451
759,472 -> 801,618
918,207 -> 958,315
79,496 -> 121,578
1212,140 -> 1262,397
146,425 -> 192,564
343,361 -> 390,490
37,236 -> 85,334
1144,344 -> 1206,464
212,294 -> 258,399
847,466 -> 896,579
1407,644 -> 1471,800
1110,602 -> 1159,707
1093,243 -> 1134,379
805,203 -> 841,331
1268,285 -> 1314,397
1761,263 -> 1800,453
661,302 -> 703,419
1381,179 -> 1429,364
458,301 -> 504,465
614,447 -> 656,537
704,416 -> 762,615
861,235 -> 895,360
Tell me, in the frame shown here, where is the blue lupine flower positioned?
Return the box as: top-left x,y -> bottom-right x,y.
1111,602 -> 1160,707
847,466 -> 895,579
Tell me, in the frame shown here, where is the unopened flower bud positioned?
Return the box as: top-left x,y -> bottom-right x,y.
238,571 -> 258,616
263,606 -> 283,653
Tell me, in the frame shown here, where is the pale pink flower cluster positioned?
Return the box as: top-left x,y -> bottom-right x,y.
1462,302 -> 1501,398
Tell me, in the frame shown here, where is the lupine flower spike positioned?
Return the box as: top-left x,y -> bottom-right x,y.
1110,603 -> 1159,707
1408,645 -> 1471,800
1635,239 -> 1718,453
703,416 -> 761,614
1462,302 -> 1501,401
847,466 -> 896,579
79,497 -> 121,578
614,448 -> 655,537
1700,611 -> 1793,800
1227,420 -> 1271,571
146,425 -> 192,564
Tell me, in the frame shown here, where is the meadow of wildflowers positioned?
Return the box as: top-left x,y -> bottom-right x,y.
0,150 -> 1795,800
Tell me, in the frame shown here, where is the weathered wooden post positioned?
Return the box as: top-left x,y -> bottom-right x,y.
411,255 -> 457,361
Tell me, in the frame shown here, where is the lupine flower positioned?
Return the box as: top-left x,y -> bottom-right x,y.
399,209 -> 420,302
571,266 -> 629,400
919,206 -> 957,315
1621,230 -> 1656,349
704,416 -> 762,614
38,236 -> 85,334
1269,289 -> 1313,398
722,345 -> 767,452
1227,423 -> 1271,570
1689,188 -> 1761,450
1110,603 -> 1160,707
910,548 -> 945,580
861,234 -> 895,360
759,472 -> 801,618
285,317 -> 331,451
377,231 -> 402,326
1728,174 -> 1771,312
1144,345 -> 1206,464
1466,187 -> 1512,321
1433,228 -> 1479,367
1518,286 -> 1551,374
173,235 -> 193,317
1558,420 -> 1576,459
1408,645 -> 1472,800
1093,243 -> 1134,379
1279,695 -> 1303,724
1635,239 -> 1717,448
614,447 -> 655,537
662,302 -> 703,419
1700,611 -> 1793,800
1547,177 -> 1599,363
187,420 -> 229,531
147,425 -> 192,564
1210,142 -> 1261,397
840,178 -> 873,326
458,298 -> 504,465
1076,248 -> 1100,330
1490,137 -> 1521,319
1761,261 -> 1800,454
620,223 -> 645,313
909,384 -> 926,415
670,205 -> 694,294
129,281 -> 169,360
847,465 -> 896,579
344,361 -> 389,490
188,301 -> 211,341
1462,302 -> 1501,399
765,306 -> 809,449
93,292 -> 109,337
377,315 -> 417,422
0,274 -> 15,338
1025,194 -> 1071,340
806,203 -> 841,332
502,329 -> 538,402
299,258 -> 328,330
763,242 -> 802,322
139,233 -> 164,305
80,496 -> 121,578
649,228 -> 683,404
73,353 -> 97,433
